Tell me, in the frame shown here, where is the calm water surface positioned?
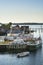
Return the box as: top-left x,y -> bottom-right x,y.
0,47 -> 43,65
0,28 -> 43,65
0,49 -> 43,65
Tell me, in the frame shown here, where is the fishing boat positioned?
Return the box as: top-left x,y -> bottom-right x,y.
17,52 -> 30,58
7,24 -> 42,51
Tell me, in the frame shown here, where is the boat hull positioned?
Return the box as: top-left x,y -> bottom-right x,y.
26,40 -> 42,51
17,52 -> 30,58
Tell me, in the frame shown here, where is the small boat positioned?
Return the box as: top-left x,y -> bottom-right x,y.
17,52 -> 30,58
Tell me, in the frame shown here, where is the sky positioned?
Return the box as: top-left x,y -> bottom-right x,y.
0,0 -> 43,23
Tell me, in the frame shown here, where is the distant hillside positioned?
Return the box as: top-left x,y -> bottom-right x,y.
12,23 -> 43,25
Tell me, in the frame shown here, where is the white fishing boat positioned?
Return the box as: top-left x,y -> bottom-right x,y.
7,24 -> 42,51
17,52 -> 30,57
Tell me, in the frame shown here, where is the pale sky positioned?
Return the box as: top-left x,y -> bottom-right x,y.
0,0 -> 43,23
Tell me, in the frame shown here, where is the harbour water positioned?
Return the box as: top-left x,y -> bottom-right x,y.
0,25 -> 43,65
